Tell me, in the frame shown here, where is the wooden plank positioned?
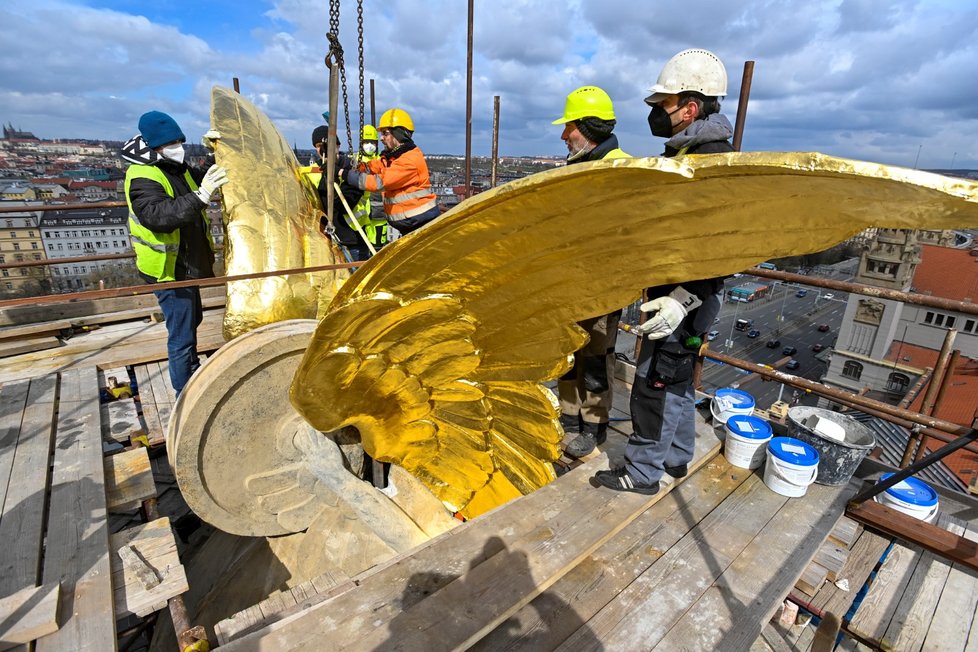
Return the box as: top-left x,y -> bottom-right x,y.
881,514 -> 962,651
0,310 -> 226,385
650,481 -> 857,651
847,541 -> 922,646
848,499 -> 978,570
0,320 -> 71,341
812,540 -> 849,581
104,448 -> 156,512
472,455 -> 752,651
156,361 -> 177,405
100,399 -> 142,444
812,529 -> 891,618
109,517 -> 188,618
0,380 -> 31,526
828,516 -> 862,549
921,518 -> 978,651
564,473 -> 787,649
132,365 -> 163,441
0,285 -> 224,327
0,376 -> 57,595
35,367 -> 116,652
222,439 -> 722,651
0,583 -> 60,650
795,561 -> 829,596
0,337 -> 61,359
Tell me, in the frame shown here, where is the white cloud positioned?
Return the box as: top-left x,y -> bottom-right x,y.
0,0 -> 976,168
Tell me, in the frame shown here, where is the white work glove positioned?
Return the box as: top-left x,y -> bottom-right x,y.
634,286 -> 703,340
195,164 -> 228,204
201,129 -> 221,150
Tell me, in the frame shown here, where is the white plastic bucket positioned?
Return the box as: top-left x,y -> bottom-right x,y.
764,437 -> 819,498
711,388 -> 755,426
724,415 -> 773,469
874,473 -> 939,523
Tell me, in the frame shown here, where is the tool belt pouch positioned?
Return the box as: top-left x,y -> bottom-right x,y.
648,341 -> 696,387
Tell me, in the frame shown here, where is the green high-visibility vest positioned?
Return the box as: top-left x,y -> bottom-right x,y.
124,164 -> 214,282
352,151 -> 387,245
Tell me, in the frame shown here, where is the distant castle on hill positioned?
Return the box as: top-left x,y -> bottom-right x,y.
3,123 -> 38,141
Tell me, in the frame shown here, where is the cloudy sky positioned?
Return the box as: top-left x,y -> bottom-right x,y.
2,0 -> 977,168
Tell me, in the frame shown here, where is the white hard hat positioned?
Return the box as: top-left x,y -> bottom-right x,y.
645,48 -> 728,105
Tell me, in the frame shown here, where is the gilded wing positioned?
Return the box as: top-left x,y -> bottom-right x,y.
210,86 -> 350,340
291,153 -> 978,518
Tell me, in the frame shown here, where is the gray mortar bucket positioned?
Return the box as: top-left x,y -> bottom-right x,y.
787,406 -> 876,486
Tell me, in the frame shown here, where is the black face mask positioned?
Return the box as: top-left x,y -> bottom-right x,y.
647,105 -> 680,138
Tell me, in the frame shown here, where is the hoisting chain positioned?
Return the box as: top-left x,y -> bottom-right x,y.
326,0 -> 354,154
357,0 -> 365,140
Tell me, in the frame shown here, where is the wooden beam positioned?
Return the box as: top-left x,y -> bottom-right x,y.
847,500 -> 978,570
0,583 -> 61,650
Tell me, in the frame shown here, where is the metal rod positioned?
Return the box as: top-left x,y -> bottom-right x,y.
0,200 -> 126,214
706,349 -> 975,437
325,58 -> 339,228
491,95 -> 500,188
749,267 -> 978,316
899,367 -> 933,409
844,400 -> 978,457
915,347 -> 961,463
920,329 -> 957,416
732,61 -> 754,152
1,252 -> 135,270
464,0 -> 474,200
0,260 -> 357,309
851,426 -> 978,505
369,78 -> 376,126
233,77 -> 240,93
900,426 -> 923,468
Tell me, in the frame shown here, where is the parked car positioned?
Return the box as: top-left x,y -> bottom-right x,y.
818,324 -> 830,332
812,343 -> 824,352
782,345 -> 798,355
747,329 -> 761,338
795,289 -> 808,297
766,339 -> 781,348
824,293 -> 835,300
786,359 -> 800,370
707,330 -> 720,341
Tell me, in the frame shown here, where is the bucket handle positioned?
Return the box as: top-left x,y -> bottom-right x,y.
770,457 -> 818,487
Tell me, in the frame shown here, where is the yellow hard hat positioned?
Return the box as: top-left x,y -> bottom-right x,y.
361,124 -> 378,140
379,108 -> 415,132
552,86 -> 616,125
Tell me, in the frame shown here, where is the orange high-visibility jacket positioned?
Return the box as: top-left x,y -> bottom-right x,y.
359,147 -> 438,223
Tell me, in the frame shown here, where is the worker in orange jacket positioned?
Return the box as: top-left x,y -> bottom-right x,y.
342,108 -> 441,235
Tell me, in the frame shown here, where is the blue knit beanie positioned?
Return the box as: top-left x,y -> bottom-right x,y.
138,111 -> 186,148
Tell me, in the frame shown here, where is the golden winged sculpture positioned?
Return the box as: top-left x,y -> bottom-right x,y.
210,86 -> 350,340
288,152 -> 978,518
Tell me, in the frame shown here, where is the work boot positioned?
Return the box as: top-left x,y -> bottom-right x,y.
592,467 -> 660,495
559,413 -> 582,435
564,422 -> 607,459
664,464 -> 688,479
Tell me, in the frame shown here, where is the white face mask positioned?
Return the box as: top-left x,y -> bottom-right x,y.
161,143 -> 185,164
362,142 -> 377,155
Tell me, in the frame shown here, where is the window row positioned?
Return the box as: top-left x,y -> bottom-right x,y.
923,311 -> 978,333
43,229 -> 122,238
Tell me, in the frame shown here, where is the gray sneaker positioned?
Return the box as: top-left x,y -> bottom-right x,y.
559,413 -> 582,434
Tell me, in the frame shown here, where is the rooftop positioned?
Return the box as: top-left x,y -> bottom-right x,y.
912,243 -> 978,303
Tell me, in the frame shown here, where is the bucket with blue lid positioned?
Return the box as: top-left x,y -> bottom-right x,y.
764,437 -> 820,497
874,473 -> 939,522
723,414 -> 773,469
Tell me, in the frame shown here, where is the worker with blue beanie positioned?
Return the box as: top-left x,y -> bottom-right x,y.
121,110 -> 228,397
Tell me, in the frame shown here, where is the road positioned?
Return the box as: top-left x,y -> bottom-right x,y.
616,274 -> 851,411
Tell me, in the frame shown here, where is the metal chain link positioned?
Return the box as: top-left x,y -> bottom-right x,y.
327,0 -> 354,153
357,0 -> 365,139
